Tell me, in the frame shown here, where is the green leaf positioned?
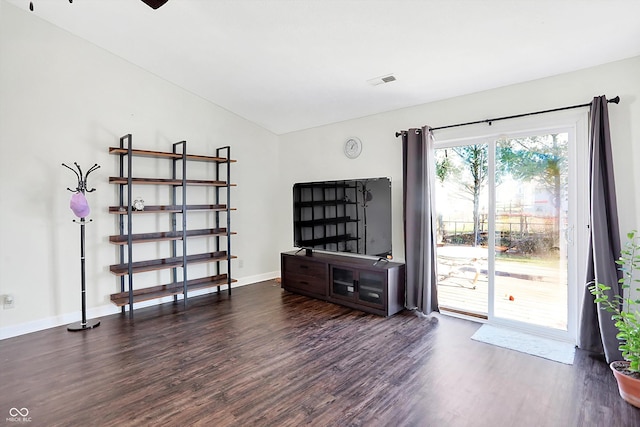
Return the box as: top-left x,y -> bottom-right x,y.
591,231 -> 640,372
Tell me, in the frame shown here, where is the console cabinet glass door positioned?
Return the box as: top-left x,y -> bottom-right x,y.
331,267 -> 355,299
357,270 -> 385,307
331,266 -> 386,309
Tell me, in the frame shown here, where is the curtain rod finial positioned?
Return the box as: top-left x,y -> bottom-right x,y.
609,96 -> 620,104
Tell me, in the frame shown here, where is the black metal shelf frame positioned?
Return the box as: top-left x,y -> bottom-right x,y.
112,134 -> 233,319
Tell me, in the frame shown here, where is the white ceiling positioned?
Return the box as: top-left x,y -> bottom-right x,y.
8,0 -> 640,134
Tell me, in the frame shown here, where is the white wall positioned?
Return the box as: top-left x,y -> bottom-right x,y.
0,2 -> 281,337
278,56 -> 640,263
277,55 -> 640,342
2,0 -> 639,338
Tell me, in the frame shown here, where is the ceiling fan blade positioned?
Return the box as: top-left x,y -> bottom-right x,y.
141,0 -> 169,9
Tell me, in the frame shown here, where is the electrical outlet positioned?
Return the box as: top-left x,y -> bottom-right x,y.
3,294 -> 15,309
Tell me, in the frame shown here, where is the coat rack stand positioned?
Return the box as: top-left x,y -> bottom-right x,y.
63,162 -> 101,331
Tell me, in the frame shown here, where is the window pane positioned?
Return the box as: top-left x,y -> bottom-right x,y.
435,144 -> 489,316
494,134 -> 569,330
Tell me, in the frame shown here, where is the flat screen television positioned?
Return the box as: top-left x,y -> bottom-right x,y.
293,177 -> 392,258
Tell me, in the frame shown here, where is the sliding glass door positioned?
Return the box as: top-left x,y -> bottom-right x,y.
492,134 -> 569,330
434,143 -> 490,317
434,126 -> 580,340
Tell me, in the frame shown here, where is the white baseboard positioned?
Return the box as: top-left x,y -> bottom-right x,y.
0,271 -> 280,341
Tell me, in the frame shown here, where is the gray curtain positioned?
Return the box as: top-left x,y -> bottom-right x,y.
402,126 -> 439,314
578,95 -> 623,362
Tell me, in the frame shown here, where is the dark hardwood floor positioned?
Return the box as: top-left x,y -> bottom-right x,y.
1,280 -> 639,426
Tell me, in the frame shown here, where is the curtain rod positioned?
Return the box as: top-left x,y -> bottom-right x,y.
395,95 -> 620,137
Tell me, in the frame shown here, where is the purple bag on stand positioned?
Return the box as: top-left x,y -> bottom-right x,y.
70,192 -> 90,218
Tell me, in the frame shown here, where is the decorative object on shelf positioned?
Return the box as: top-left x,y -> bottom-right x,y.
62,162 -> 101,332
132,197 -> 145,211
344,137 -> 362,159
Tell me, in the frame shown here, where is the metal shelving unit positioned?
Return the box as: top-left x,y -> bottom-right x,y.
108,134 -> 236,318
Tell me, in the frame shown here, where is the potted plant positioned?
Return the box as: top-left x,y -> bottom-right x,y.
590,230 -> 640,408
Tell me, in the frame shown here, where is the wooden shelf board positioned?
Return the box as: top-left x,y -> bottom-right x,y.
295,182 -> 356,189
296,216 -> 357,227
185,153 -> 237,163
296,200 -> 357,207
109,177 -> 235,187
108,205 -> 236,214
109,251 -> 237,276
109,147 -> 236,163
109,274 -> 237,306
109,228 -> 237,245
299,235 -> 358,246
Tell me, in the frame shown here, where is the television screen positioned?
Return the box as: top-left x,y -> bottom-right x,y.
293,177 -> 392,258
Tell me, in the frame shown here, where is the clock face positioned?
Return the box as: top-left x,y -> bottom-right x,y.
133,197 -> 145,211
344,137 -> 362,159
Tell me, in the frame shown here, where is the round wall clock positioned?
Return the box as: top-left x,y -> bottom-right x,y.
132,197 -> 145,211
344,137 -> 362,159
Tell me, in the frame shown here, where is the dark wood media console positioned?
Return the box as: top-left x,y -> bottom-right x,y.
280,251 -> 405,316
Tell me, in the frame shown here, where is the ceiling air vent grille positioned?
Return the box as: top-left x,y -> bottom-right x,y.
366,74 -> 397,86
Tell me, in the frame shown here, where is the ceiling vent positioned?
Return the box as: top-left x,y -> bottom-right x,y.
367,74 -> 397,86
